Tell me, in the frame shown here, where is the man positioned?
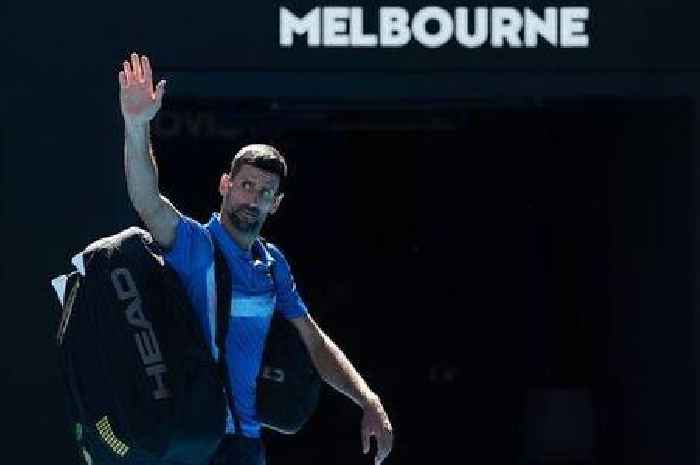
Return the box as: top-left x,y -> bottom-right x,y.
118,52 -> 393,465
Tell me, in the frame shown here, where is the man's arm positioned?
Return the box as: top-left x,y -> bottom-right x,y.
119,52 -> 179,249
291,313 -> 393,465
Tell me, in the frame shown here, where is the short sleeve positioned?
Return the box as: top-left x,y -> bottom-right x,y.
163,215 -> 214,279
266,243 -> 309,320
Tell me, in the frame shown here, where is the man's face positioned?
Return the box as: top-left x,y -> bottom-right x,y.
219,163 -> 282,235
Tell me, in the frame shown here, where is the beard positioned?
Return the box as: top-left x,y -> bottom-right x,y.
227,206 -> 262,234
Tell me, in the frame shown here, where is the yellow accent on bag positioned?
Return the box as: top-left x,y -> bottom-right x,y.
96,416 -> 129,457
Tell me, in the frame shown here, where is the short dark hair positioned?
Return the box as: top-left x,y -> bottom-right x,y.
230,144 -> 287,193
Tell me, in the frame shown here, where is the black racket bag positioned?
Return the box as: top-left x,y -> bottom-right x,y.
52,227 -> 226,465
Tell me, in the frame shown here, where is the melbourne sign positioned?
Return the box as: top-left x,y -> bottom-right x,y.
280,6 -> 590,48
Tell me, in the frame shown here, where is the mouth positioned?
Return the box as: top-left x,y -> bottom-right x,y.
238,209 -> 259,221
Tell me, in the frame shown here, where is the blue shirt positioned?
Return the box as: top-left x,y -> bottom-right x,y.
164,213 -> 308,438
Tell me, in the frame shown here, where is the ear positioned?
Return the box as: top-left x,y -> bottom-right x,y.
269,193 -> 284,215
219,173 -> 231,196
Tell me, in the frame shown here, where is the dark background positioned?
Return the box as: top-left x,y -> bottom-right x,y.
4,1 -> 700,464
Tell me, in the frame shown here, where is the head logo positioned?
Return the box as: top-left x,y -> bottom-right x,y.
280,6 -> 589,48
111,268 -> 171,400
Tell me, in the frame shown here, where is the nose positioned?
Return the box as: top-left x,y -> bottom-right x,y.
239,189 -> 259,206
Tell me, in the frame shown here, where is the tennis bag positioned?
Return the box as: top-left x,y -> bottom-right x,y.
256,309 -> 322,434
211,238 -> 322,435
52,227 -> 227,465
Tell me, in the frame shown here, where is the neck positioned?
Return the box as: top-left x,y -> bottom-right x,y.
219,211 -> 256,251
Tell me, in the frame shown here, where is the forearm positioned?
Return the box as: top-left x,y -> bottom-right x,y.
124,121 -> 161,217
309,330 -> 377,409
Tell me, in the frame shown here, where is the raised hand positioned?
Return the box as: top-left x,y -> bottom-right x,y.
118,53 -> 166,127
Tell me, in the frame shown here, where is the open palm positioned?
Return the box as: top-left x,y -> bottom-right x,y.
118,53 -> 166,126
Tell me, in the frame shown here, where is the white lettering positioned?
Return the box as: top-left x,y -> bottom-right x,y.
111,268 -> 171,400
135,330 -> 163,366
279,6 -> 320,47
125,299 -> 150,329
412,7 -> 453,48
350,7 -> 378,46
146,364 -> 171,400
455,7 -> 488,48
323,7 -> 351,46
491,7 -> 523,48
524,7 -> 558,47
278,6 -> 590,49
560,7 -> 589,47
379,7 -> 410,47
112,268 -> 138,301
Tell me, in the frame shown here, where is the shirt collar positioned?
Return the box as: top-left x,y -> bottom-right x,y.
207,213 -> 275,266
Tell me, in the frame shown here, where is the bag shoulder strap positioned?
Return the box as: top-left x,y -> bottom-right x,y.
211,238 -> 242,434
212,240 -> 231,357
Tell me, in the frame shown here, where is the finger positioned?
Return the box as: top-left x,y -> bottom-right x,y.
375,448 -> 385,465
141,56 -> 153,87
118,71 -> 127,89
131,53 -> 143,82
379,435 -> 393,465
384,420 -> 394,445
376,432 -> 390,464
123,61 -> 132,86
362,427 -> 371,455
154,80 -> 166,108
